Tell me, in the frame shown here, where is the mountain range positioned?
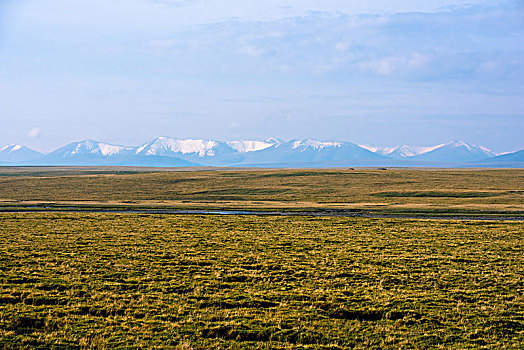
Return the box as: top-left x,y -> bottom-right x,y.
0,138 -> 522,167
359,140 -> 497,162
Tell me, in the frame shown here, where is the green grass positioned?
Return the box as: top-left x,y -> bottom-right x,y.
1,213 -> 523,349
0,168 -> 523,214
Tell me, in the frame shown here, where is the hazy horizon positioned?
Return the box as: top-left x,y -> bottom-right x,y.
1,0 -> 523,154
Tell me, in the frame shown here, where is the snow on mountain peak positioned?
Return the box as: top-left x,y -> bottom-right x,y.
444,140 -> 496,156
449,140 -> 472,150
361,145 -> 419,157
0,144 -> 23,152
227,140 -> 273,153
265,137 -> 283,145
65,140 -> 133,157
98,143 -> 132,156
292,139 -> 341,150
358,144 -> 380,153
358,142 -> 475,158
416,143 -> 447,155
141,137 -> 220,157
394,146 -> 418,157
480,145 -> 495,154
387,145 -> 419,157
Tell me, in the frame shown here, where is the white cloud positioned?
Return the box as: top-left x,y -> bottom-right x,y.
28,127 -> 41,138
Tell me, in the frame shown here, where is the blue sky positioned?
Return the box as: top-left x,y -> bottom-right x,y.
0,0 -> 523,153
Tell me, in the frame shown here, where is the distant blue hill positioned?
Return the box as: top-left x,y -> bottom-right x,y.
473,149 -> 524,168
489,149 -> 524,162
0,144 -> 44,163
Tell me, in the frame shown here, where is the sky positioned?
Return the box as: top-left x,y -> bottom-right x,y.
0,0 -> 523,153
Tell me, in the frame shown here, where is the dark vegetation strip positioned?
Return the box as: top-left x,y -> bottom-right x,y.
371,191 -> 520,198
0,206 -> 523,221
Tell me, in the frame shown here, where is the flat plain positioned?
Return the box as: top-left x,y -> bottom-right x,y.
0,168 -> 523,348
1,167 -> 523,213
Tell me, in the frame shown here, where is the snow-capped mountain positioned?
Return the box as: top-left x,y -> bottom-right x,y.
410,140 -> 496,162
46,140 -> 135,159
136,137 -> 276,157
135,137 -> 281,165
361,141 -> 496,162
382,146 -> 420,158
360,144 -> 450,159
239,139 -> 386,166
226,140 -> 274,153
387,145 -> 444,158
42,139 -> 195,166
0,144 -> 43,163
135,137 -> 236,165
490,149 -> 524,162
136,137 -> 235,158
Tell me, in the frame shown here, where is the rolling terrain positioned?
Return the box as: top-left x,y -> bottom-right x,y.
0,168 -> 522,349
1,167 -> 522,214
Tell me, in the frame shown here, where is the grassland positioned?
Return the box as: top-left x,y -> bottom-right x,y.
0,167 -> 523,348
1,213 -> 523,349
0,168 -> 523,214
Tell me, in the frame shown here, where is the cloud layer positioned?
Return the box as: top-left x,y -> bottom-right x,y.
0,1 -> 522,152
138,4 -> 523,87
